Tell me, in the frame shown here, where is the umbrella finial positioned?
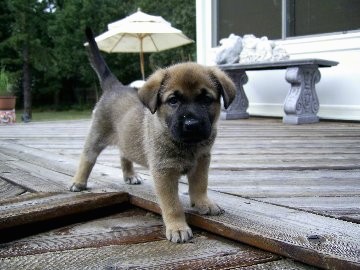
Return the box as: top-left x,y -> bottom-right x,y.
137,7 -> 141,12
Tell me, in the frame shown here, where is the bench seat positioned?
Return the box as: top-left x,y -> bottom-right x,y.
219,59 -> 338,124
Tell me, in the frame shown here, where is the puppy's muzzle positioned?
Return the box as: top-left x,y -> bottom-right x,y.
177,116 -> 211,144
184,118 -> 200,132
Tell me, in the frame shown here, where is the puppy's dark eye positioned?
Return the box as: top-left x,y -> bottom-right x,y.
197,94 -> 214,105
197,89 -> 215,105
202,96 -> 214,104
167,96 -> 179,105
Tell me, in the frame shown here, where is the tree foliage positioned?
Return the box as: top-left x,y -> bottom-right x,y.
0,0 -> 196,111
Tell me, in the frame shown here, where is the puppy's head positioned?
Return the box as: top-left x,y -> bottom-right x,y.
138,62 -> 236,144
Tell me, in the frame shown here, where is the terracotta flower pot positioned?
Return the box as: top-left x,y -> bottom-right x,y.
0,96 -> 16,110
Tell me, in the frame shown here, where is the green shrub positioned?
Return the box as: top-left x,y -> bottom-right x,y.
0,67 -> 13,96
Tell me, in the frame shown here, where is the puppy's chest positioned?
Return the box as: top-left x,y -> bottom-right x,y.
156,144 -> 210,174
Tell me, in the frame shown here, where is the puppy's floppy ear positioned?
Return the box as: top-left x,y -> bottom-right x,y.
138,69 -> 167,114
208,67 -> 236,109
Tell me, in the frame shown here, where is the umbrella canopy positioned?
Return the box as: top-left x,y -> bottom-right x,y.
92,9 -> 194,80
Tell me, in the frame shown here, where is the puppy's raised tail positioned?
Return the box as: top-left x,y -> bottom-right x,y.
85,27 -> 122,86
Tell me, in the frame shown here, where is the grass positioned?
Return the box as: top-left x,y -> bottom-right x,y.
16,109 -> 93,122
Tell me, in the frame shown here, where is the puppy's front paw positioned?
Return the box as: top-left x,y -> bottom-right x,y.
166,224 -> 193,243
124,175 -> 143,185
192,199 -> 224,216
70,183 -> 87,192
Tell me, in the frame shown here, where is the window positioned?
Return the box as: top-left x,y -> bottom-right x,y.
215,0 -> 360,43
286,0 -> 360,37
216,0 -> 282,40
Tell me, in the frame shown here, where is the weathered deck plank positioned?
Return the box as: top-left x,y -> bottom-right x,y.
0,178 -> 26,199
206,169 -> 360,198
260,196 -> 360,223
0,207 -> 314,270
0,192 -> 129,230
0,208 -> 164,257
129,183 -> 360,269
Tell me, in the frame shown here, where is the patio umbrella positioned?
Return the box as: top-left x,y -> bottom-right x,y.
92,8 -> 194,80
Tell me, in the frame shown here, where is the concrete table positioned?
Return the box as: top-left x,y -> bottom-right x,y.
219,59 -> 338,124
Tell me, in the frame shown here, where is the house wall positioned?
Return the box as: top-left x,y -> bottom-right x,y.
196,0 -> 360,121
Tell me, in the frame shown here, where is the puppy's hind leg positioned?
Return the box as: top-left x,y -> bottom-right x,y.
70,128 -> 108,192
121,157 -> 142,185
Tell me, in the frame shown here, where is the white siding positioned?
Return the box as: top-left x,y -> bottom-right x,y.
196,0 -> 360,121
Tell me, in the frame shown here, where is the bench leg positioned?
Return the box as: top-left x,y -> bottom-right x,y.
222,69 -> 249,120
283,66 -> 321,124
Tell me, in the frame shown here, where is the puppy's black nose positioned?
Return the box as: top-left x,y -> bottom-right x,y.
183,118 -> 200,132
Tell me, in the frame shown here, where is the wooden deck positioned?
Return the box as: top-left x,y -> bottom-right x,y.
0,118 -> 359,269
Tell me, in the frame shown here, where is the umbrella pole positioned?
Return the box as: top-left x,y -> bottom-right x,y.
140,51 -> 145,80
140,37 -> 145,80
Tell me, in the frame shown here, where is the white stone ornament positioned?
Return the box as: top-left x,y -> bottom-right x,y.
213,34 -> 243,65
272,45 -> 290,61
239,34 -> 259,64
239,34 -> 289,64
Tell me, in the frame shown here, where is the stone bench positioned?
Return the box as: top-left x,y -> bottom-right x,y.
219,59 -> 338,124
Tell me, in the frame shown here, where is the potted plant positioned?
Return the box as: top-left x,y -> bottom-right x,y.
0,67 -> 16,110
0,67 -> 17,124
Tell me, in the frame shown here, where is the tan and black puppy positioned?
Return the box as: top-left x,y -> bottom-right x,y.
70,28 -> 236,243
